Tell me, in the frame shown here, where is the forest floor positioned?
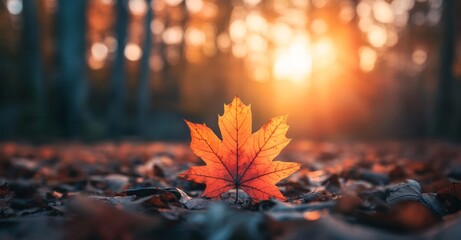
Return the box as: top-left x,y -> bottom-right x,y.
1,141 -> 461,240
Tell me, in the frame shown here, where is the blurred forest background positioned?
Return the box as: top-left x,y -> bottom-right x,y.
0,0 -> 460,141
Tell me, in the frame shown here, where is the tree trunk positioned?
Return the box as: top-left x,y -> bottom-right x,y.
137,0 -> 153,137
108,0 -> 129,139
433,0 -> 455,138
22,0 -> 45,139
56,0 -> 87,138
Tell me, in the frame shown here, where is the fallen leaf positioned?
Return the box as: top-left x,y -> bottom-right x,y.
94,174 -> 129,193
386,179 -> 447,216
0,183 -> 13,210
421,193 -> 447,216
180,96 -> 301,201
146,191 -> 179,209
447,167 -> 461,180
265,199 -> 334,221
386,179 -> 422,204
345,168 -> 389,185
356,201 -> 439,232
437,182 -> 461,201
322,174 -> 341,193
65,197 -> 166,240
436,182 -> 461,213
186,204 -> 264,239
334,194 -> 363,214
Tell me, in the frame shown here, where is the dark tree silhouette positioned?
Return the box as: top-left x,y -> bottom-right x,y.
22,0 -> 45,138
56,0 -> 88,137
108,0 -> 129,139
433,0 -> 456,138
137,0 -> 153,137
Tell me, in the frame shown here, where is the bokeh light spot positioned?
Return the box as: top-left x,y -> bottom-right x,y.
367,25 -> 387,48
7,0 -> 22,15
412,49 -> 427,65
91,42 -> 109,61
124,43 -> 143,61
359,46 -> 377,72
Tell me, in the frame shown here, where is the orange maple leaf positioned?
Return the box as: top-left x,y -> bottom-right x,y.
180,96 -> 301,201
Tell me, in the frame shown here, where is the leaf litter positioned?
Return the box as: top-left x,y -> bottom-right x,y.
0,141 -> 461,239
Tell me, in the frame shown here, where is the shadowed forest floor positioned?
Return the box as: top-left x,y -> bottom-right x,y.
1,141 -> 461,239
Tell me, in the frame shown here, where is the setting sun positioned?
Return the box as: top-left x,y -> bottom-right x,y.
273,34 -> 312,83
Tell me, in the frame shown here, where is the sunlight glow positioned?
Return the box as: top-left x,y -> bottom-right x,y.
151,19 -> 165,35
101,0 -> 113,4
163,26 -> 183,45
311,19 -> 328,35
247,34 -> 267,52
186,0 -> 203,13
358,17 -> 373,32
303,211 -> 321,221
104,36 -> 117,52
339,6 -> 355,23
359,46 -> 377,72
252,67 -> 270,82
166,47 -> 181,64
201,2 -> 218,19
185,27 -> 206,46
386,30 -> 398,47
270,22 -> 293,45
357,2 -> 371,17
91,42 -> 109,61
232,44 -> 247,58
245,12 -> 268,33
230,20 -> 247,41
312,39 -> 335,68
88,56 -> 104,70
124,43 -> 142,61
129,0 -> 147,15
243,0 -> 262,7
149,55 -> 164,71
165,0 -> 183,7
7,0 -> 22,15
412,49 -> 427,65
412,12 -> 426,26
394,13 -> 409,28
217,33 -> 231,52
312,0 -> 327,8
367,25 -> 387,48
391,0 -> 415,14
427,10 -> 441,25
373,0 -> 394,24
273,35 -> 312,83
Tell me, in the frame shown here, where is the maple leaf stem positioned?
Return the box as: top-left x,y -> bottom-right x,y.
235,185 -> 239,204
